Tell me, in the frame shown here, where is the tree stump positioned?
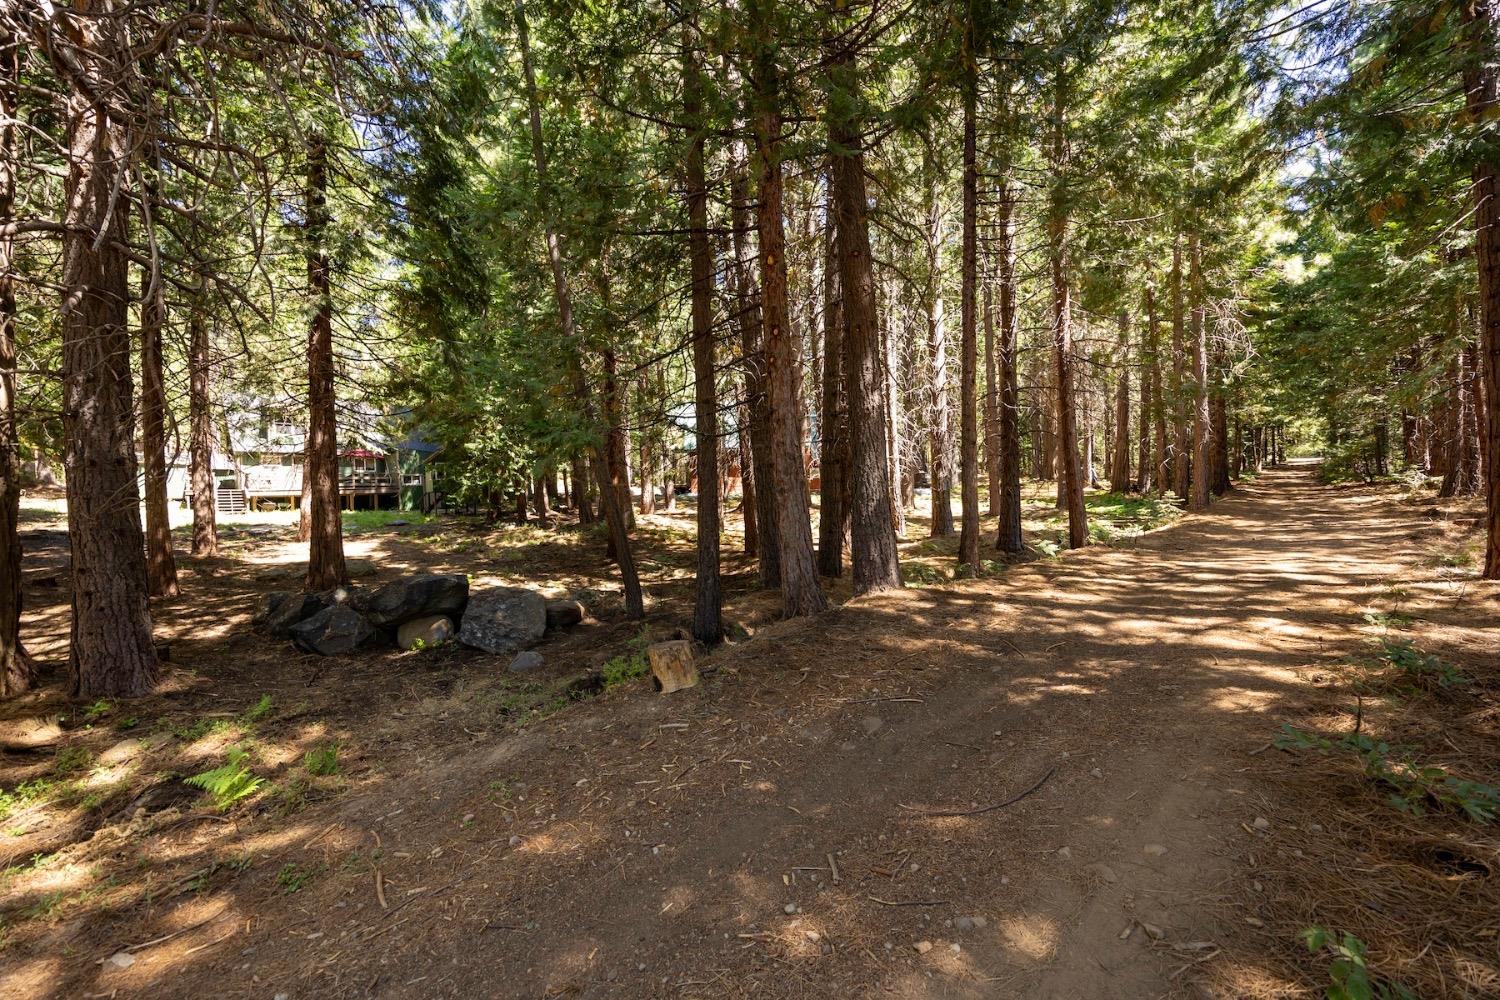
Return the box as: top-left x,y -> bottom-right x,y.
647,640 -> 699,694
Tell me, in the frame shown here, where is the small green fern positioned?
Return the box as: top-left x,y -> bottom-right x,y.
184,748 -> 264,811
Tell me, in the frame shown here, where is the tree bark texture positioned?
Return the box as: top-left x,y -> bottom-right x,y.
59,12 -> 159,697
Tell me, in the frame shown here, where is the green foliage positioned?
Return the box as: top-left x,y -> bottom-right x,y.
1274,724 -> 1499,823
239,694 -> 275,725
1300,927 -> 1415,1000
52,748 -> 93,776
0,780 -> 55,823
174,717 -> 229,743
276,863 -> 313,894
1367,639 -> 1469,690
342,510 -> 435,533
902,563 -> 948,586
184,748 -> 265,812
303,746 -> 341,776
1361,611 -> 1412,630
600,630 -> 653,689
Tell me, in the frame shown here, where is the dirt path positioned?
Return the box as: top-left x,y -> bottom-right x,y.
49,465 -> 1429,999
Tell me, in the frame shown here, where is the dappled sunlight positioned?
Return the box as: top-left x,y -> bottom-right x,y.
998,912 -> 1061,963
5,466 -> 1485,999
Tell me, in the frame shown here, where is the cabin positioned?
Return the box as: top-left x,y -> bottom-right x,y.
166,404 -> 440,514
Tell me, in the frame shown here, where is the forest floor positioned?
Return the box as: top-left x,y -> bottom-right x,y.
1,464 -> 1497,999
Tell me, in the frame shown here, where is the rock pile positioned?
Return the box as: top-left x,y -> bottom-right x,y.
254,572 -> 586,657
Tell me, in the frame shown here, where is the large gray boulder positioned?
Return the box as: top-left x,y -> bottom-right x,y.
290,605 -> 377,656
256,591 -> 328,639
458,586 -> 546,654
365,573 -> 469,628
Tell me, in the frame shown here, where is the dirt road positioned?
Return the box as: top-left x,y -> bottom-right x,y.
53,465 -> 1430,998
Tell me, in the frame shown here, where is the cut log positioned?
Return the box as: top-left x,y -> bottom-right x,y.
647,640 -> 699,694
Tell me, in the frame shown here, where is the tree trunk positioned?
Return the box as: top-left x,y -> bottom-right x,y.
817,182 -> 847,577
684,33 -> 722,644
304,137 -> 349,590
59,14 -> 159,697
138,103 -> 179,599
737,389 -> 758,555
602,344 -> 635,540
956,66 -> 981,572
983,281 -> 1001,516
923,142 -> 954,538
188,309 -> 218,557
1170,236 -> 1190,499
1049,77 -> 1088,549
515,0 -> 642,615
1464,0 -> 1500,576
1111,311 -> 1131,494
830,35 -> 902,593
1151,300 -> 1168,491
139,265 -> 178,598
1211,384 -> 1231,496
753,6 -> 826,616
731,146 -> 779,586
995,181 -> 1024,554
884,280 -> 907,539
0,23 -> 35,697
1189,234 -> 1212,511
1137,323 -> 1152,492
638,383 -> 655,516
571,453 -> 594,523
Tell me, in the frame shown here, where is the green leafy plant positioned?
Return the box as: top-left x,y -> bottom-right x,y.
184,747 -> 265,812
303,745 -> 340,776
1275,724 -> 1499,823
52,747 -> 94,776
1032,538 -> 1063,558
1300,927 -> 1414,1000
601,628 -> 655,689
1368,638 -> 1469,690
1361,611 -> 1412,630
173,717 -> 227,742
276,862 -> 312,894
239,694 -> 275,725
83,700 -> 113,723
602,650 -> 650,688
901,563 -> 947,586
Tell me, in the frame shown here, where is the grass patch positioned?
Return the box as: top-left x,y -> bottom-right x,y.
341,509 -> 435,534
601,629 -> 654,689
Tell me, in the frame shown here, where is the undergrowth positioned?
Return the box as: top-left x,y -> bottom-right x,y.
1274,724 -> 1499,823
1300,927 -> 1414,1000
184,747 -> 265,812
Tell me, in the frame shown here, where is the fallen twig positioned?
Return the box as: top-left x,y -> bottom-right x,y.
868,896 -> 948,907
901,765 -> 1056,817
